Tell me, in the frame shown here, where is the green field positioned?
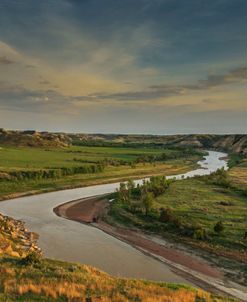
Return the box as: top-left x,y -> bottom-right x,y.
108,176 -> 247,254
0,145 -> 203,200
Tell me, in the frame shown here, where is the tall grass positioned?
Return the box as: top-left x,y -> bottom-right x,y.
0,259 -> 232,302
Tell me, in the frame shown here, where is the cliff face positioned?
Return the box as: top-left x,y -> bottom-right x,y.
212,135 -> 247,154
168,135 -> 247,154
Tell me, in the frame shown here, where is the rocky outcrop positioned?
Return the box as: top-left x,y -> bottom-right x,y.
0,128 -> 71,148
0,213 -> 41,257
176,136 -> 203,148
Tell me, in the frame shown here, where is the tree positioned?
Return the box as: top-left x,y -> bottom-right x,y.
214,221 -> 224,233
127,179 -> 135,199
142,192 -> 154,216
127,179 -> 135,191
117,182 -> 130,205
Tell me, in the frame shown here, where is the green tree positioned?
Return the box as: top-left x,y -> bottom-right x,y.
117,182 -> 130,205
142,192 -> 154,216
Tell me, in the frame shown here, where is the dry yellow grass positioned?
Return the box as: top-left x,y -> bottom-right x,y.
0,258 -> 235,302
2,279 -> 214,302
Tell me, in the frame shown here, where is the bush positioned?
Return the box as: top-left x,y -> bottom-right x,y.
193,228 -> 208,240
202,168 -> 231,188
159,207 -> 173,223
159,207 -> 183,229
214,221 -> 224,233
21,252 -> 41,266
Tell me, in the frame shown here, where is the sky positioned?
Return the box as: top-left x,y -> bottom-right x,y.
0,0 -> 246,134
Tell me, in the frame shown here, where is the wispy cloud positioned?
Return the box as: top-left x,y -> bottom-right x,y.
0,56 -> 15,65
73,66 -> 247,102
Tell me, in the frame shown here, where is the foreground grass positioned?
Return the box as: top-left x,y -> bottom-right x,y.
0,257 -> 235,302
0,145 -> 201,200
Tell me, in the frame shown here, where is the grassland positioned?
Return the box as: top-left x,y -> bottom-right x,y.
1,256 -> 234,302
108,177 -> 247,256
0,145 -> 202,200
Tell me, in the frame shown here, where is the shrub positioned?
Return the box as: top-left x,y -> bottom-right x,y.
193,228 -> 208,240
159,207 -> 173,223
142,192 -> 154,216
21,252 -> 41,266
214,221 -> 224,233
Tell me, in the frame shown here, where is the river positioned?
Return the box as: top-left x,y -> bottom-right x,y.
0,151 -> 228,284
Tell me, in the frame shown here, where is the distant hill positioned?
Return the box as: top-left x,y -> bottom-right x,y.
0,128 -> 247,154
0,128 -> 71,148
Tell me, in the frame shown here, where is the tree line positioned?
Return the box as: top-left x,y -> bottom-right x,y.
2,164 -> 105,181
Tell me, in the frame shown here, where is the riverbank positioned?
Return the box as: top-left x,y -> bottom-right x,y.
54,196 -> 247,301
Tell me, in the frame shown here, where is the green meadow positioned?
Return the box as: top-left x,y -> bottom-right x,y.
0,145 -> 202,200
107,174 -> 247,268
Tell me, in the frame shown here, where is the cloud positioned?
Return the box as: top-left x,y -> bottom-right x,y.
0,56 -> 15,65
70,66 -> 247,103
199,67 -> 247,87
0,82 -> 71,113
